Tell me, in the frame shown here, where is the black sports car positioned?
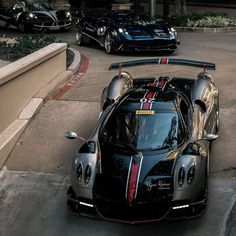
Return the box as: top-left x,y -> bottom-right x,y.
0,1 -> 72,32
75,9 -> 179,54
65,58 -> 219,224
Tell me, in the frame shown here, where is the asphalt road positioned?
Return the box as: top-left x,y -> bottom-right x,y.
0,28 -> 236,236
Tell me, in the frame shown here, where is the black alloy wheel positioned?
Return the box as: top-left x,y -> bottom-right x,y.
75,26 -> 83,45
104,31 -> 113,54
18,21 -> 26,33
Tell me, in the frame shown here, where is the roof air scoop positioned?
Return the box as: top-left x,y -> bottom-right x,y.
107,72 -> 133,102
194,99 -> 207,113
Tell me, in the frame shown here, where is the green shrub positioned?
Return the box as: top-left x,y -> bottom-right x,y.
0,34 -> 74,68
171,11 -> 228,26
187,16 -> 236,28
0,34 -> 60,61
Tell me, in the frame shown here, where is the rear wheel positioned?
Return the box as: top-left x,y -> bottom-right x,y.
104,31 -> 113,54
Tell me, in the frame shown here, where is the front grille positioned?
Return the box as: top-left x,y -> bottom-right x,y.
36,14 -> 52,21
95,200 -> 170,221
43,21 -> 53,26
123,40 -> 176,50
132,40 -> 174,47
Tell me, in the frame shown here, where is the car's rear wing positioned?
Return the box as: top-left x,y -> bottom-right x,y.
109,58 -> 216,71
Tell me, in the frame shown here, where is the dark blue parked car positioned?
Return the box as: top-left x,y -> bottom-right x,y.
75,9 -> 180,54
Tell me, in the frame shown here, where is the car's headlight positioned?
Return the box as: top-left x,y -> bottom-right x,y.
27,13 -> 37,19
169,32 -> 175,39
84,164 -> 92,185
118,28 -> 124,33
115,28 -> 129,36
76,162 -> 83,182
187,165 -> 196,185
178,167 -> 185,187
66,11 -> 71,17
177,164 -> 196,187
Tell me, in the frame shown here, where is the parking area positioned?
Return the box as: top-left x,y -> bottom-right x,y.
0,28 -> 236,235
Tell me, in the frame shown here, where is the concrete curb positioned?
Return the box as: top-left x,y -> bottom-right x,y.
35,70 -> 73,101
0,120 -> 28,167
176,26 -> 236,33
67,47 -> 81,74
0,47 -> 81,169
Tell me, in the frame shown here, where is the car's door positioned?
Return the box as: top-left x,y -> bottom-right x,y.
83,7 -> 111,43
204,84 -> 218,134
82,8 -> 98,38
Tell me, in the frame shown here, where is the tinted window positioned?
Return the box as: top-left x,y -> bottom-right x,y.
180,98 -> 192,130
111,12 -> 152,24
26,2 -> 53,11
102,109 -> 183,151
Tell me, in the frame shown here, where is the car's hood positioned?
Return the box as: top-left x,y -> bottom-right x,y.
33,9 -> 67,20
93,146 -> 176,204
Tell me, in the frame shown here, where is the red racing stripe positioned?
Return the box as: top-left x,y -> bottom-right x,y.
160,58 -> 168,64
52,54 -> 89,100
127,161 -> 140,204
141,91 -> 155,109
158,78 -> 166,89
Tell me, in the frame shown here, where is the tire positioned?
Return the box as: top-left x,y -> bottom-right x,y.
75,26 -> 83,45
18,22 -> 26,33
104,31 -> 113,54
215,93 -> 220,133
203,169 -> 208,203
215,110 -> 219,133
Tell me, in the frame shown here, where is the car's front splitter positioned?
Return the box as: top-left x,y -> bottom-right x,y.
67,187 -> 207,224
113,40 -> 178,53
31,22 -> 71,31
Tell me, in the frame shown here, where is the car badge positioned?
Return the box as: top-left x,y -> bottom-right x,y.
136,110 -> 155,115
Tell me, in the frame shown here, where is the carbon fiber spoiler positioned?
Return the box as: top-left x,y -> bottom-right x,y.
109,58 -> 216,71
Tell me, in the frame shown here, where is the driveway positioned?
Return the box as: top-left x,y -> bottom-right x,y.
0,29 -> 236,236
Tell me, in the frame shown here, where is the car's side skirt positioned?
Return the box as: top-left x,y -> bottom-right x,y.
83,32 -> 104,47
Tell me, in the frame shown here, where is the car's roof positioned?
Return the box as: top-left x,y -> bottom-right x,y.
118,88 -> 178,112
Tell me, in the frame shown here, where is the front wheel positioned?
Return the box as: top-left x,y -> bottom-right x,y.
18,21 -> 26,33
215,93 -> 220,133
75,26 -> 83,45
104,31 -> 113,54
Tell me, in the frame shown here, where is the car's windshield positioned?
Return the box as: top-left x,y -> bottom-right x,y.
102,109 -> 183,151
111,12 -> 153,25
25,1 -> 53,11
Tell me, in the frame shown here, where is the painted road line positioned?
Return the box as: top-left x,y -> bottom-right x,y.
52,54 -> 89,100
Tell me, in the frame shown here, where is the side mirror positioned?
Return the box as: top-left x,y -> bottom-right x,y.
204,133 -> 218,141
64,131 -> 87,142
64,131 -> 78,139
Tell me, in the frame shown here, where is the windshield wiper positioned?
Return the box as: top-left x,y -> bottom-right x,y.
147,144 -> 172,151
